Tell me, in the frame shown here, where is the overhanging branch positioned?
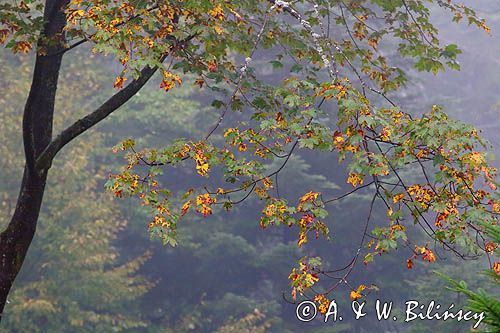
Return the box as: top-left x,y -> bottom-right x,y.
35,54 -> 168,172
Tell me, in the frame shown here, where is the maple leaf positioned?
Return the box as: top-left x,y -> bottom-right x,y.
196,162 -> 209,176
299,191 -> 319,203
180,200 -> 191,216
207,60 -> 217,72
114,76 -> 126,89
332,131 -> 344,150
200,205 -> 212,217
291,287 -> 297,301
12,41 -> 32,54
493,262 -> 500,275
347,173 -> 364,187
194,78 -> 204,88
297,232 -> 307,247
367,38 -> 378,49
0,29 -> 9,44
380,126 -> 391,141
392,193 -> 405,203
262,178 -> 273,190
418,246 -> 436,263
314,294 -> 330,314
350,290 -> 362,301
485,242 -> 497,254
208,5 -> 225,20
238,143 -> 247,152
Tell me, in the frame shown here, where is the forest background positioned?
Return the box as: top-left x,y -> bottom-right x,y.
0,0 -> 499,332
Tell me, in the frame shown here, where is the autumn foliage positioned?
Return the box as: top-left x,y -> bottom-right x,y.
1,0 -> 498,311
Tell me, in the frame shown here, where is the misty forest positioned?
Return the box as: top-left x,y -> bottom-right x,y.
0,0 -> 499,332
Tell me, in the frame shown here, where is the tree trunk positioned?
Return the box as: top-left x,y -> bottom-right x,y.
0,0 -> 68,321
0,168 -> 48,318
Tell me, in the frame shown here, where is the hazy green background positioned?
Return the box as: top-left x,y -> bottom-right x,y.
0,1 -> 498,332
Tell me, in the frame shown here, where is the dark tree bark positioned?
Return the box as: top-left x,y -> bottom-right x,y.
0,3 -> 167,321
0,0 -> 68,320
0,0 -> 174,320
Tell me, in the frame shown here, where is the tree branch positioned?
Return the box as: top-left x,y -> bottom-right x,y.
49,4 -> 160,57
35,54 -> 168,172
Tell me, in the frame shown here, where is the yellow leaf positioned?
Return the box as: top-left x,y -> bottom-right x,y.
181,201 -> 191,216
298,232 -> 307,247
347,173 -> 364,187
238,143 -> 247,152
196,162 -> 209,176
392,193 -> 404,203
299,191 -> 319,203
114,76 -> 127,89
493,262 -> 500,275
350,290 -> 362,300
